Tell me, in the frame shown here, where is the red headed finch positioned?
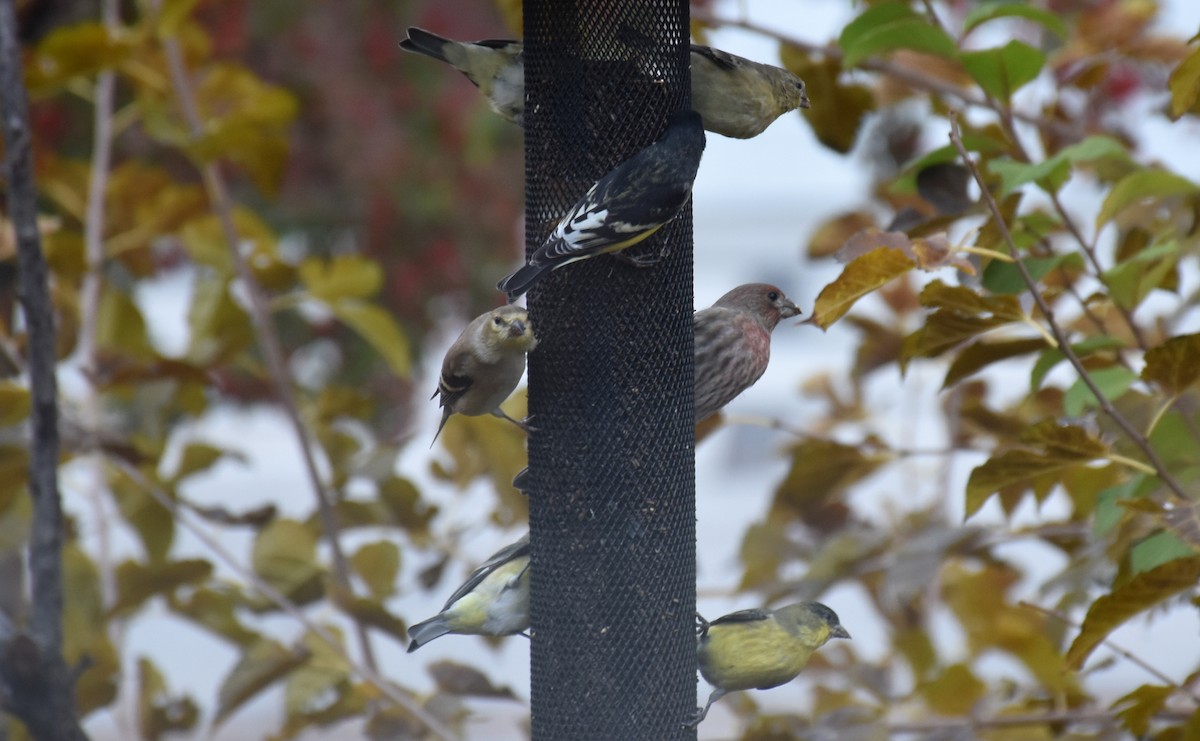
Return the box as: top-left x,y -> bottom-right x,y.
407,533 -> 530,652
694,284 -> 800,423
497,110 -> 706,301
433,305 -> 536,443
400,28 -> 810,139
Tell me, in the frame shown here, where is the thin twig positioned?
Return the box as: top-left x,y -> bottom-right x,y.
948,112 -> 1188,499
1019,600 -> 1200,702
112,461 -> 462,741
888,707 -> 1191,733
154,11 -> 379,672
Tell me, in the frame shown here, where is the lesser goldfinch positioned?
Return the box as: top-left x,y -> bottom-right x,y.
688,44 -> 809,139
687,602 -> 850,727
406,533 -> 531,652
433,305 -> 537,443
399,28 -> 810,139
496,110 -> 705,301
399,27 -> 525,125
694,284 -> 800,423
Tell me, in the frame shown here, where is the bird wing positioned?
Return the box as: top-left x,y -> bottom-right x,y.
433,371 -> 473,410
442,533 -> 531,610
709,608 -> 772,626
690,43 -> 742,71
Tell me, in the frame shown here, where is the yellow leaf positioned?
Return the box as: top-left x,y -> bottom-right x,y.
326,300 -> 412,377
811,247 -> 915,329
252,519 -> 323,602
298,255 -> 383,302
216,639 -> 309,726
1168,45 -> 1200,120
349,541 -> 401,599
0,382 -> 30,426
1142,333 -> 1200,396
1065,556 -> 1200,668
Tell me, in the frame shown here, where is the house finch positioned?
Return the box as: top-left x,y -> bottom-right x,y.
497,109 -> 705,301
400,28 -> 810,139
399,27 -> 525,125
407,533 -> 531,652
686,602 -> 850,727
433,305 -> 537,443
693,284 -> 801,423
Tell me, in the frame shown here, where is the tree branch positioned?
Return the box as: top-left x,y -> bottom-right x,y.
948,112 -> 1188,499
0,0 -> 87,736
888,707 -> 1191,733
155,32 -> 380,674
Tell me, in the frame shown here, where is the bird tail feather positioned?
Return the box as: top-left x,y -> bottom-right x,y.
400,27 -> 450,63
497,262 -> 551,302
407,616 -> 451,653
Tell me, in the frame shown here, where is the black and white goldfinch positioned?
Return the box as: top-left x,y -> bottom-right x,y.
433,305 -> 536,443
496,109 -> 705,301
400,28 -> 810,139
688,44 -> 810,139
399,27 -> 525,125
687,602 -> 850,727
407,533 -> 531,652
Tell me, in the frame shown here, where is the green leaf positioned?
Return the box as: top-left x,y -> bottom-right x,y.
1063,367 -> 1138,416
298,254 -> 383,302
111,559 -> 213,617
1065,556 -> 1200,668
107,466 -> 175,562
252,519 -> 323,603
186,278 -> 255,366
810,247 -> 915,329
989,136 -> 1129,195
1141,333 -> 1200,395
168,443 -> 246,485
0,382 -> 30,426
943,338 -> 1048,388
349,541 -> 400,599
172,587 -> 260,647
1021,420 -> 1108,459
838,2 -> 920,57
1112,684 -> 1173,736
1104,241 -> 1179,310
216,639 -> 309,726
325,301 -> 412,377
1093,476 -> 1144,536
981,253 -> 1084,295
962,2 -> 1068,38
845,19 -> 958,67
960,40 -> 1045,102
138,657 -> 200,740
1131,531 -> 1197,575
98,287 -> 157,362
1097,170 -> 1198,228
285,629 -> 351,719
1030,336 -> 1125,391
1168,46 -> 1200,120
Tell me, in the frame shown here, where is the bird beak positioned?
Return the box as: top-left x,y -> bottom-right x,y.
509,320 -> 527,337
780,300 -> 802,320
799,89 -> 811,110
832,625 -> 851,640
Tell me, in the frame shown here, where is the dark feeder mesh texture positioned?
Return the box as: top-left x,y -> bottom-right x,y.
523,0 -> 697,739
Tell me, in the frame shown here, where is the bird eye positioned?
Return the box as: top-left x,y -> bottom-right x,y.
767,291 -> 779,301
493,317 -> 504,326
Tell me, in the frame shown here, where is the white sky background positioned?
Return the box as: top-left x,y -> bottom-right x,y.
71,1 -> 1200,739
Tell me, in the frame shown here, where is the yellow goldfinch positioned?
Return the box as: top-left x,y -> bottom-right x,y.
496,110 -> 705,301
433,305 -> 536,442
400,28 -> 810,139
688,602 -> 850,727
406,533 -> 531,652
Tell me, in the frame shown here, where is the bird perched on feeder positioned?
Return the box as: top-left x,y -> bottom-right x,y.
693,284 -> 801,423
399,27 -> 525,125
496,109 -> 705,301
399,28 -> 810,139
407,533 -> 531,652
687,602 -> 850,727
433,305 -> 536,443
